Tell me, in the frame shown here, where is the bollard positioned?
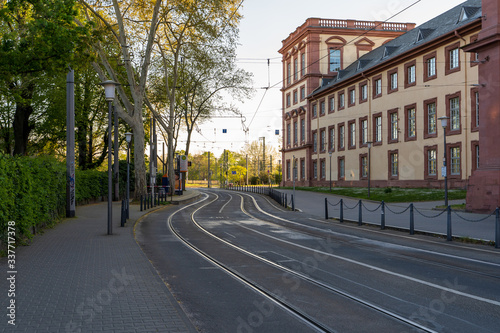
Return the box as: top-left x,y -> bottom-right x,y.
126,197 -> 130,219
340,199 -> 344,223
496,208 -> 499,249
358,200 -> 362,226
325,198 -> 328,220
409,203 -> 414,235
447,206 -> 452,241
140,195 -> 143,211
381,201 -> 385,230
292,194 -> 295,211
285,194 -> 288,209
120,200 -> 126,227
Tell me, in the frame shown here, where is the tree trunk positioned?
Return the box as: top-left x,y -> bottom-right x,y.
13,83 -> 35,156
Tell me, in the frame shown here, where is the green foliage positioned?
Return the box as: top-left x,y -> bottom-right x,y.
0,155 -> 115,247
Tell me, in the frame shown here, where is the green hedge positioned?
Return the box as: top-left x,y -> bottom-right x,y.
0,155 -> 114,246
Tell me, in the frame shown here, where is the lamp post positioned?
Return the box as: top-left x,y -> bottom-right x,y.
125,132 -> 133,219
329,152 -> 332,192
100,79 -> 120,235
438,116 -> 449,207
367,141 -> 372,199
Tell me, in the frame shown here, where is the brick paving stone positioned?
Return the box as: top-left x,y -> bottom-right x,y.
0,192 -> 200,333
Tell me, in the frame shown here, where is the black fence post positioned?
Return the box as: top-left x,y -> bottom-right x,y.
285,194 -> 288,209
325,198 -> 328,220
447,206 -> 452,241
340,199 -> 344,223
121,200 -> 126,227
496,208 -> 499,249
410,203 -> 414,235
140,195 -> 143,211
292,194 -> 295,211
381,201 -> 385,230
358,200 -> 362,226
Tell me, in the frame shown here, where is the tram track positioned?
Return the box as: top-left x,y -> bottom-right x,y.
167,191 -> 439,332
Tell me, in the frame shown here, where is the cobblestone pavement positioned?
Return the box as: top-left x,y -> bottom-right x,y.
1,192 -> 200,333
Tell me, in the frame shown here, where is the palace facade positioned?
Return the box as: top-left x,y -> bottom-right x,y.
280,0 -> 483,193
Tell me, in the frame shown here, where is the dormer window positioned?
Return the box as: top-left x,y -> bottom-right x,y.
382,46 -> 398,59
416,29 -> 434,43
458,6 -> 480,23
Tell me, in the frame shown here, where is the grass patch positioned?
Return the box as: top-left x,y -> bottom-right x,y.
281,186 -> 467,203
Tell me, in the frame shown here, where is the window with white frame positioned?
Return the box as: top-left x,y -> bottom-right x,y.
451,147 -> 460,175
349,122 -> 356,147
320,129 -> 326,151
361,156 -> 368,178
339,125 -> 345,149
329,96 -> 335,112
329,49 -> 341,72
450,97 -> 460,130
361,119 -> 368,144
313,132 -> 318,153
320,101 -> 325,116
294,58 -> 298,81
391,152 -> 398,177
293,121 -> 298,145
408,107 -> 416,138
427,57 -> 436,77
287,63 -> 291,85
375,116 -> 382,142
300,119 -> 305,142
349,89 -> 356,105
301,53 -> 306,77
300,87 -> 306,100
391,113 -> 398,141
428,149 -> 437,176
313,161 -> 318,179
321,160 -> 326,179
287,123 -> 291,145
475,91 -> 479,127
390,72 -> 398,90
375,79 -> 382,95
428,103 -> 437,135
450,48 -> 459,70
408,65 -> 416,84
301,159 -> 305,179
475,145 -> 479,169
339,158 -> 345,179
312,104 -> 317,118
339,93 -> 345,109
329,127 -> 335,151
361,84 -> 368,100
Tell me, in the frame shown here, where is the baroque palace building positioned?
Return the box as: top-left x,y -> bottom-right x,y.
280,0 -> 491,208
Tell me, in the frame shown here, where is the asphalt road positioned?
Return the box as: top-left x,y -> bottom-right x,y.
136,188 -> 500,333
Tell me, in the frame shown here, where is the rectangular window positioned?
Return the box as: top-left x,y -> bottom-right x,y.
300,119 -> 305,142
313,132 -> 318,153
329,127 -> 335,151
339,93 -> 345,109
286,94 -> 291,107
390,72 -> 398,90
375,116 -> 382,143
301,159 -> 305,179
312,104 -> 317,118
301,53 -> 306,77
330,49 -> 341,72
475,91 -> 479,127
375,78 -> 382,96
286,123 -> 291,145
349,122 -> 356,148
293,121 -> 298,145
321,160 -> 326,179
320,101 -> 325,116
320,129 -> 326,152
427,57 -> 436,77
286,161 -> 291,180
391,152 -> 398,177
451,147 -> 460,175
428,149 -> 437,176
361,119 -> 368,145
361,84 -> 368,101
450,97 -> 460,130
339,125 -> 345,150
329,96 -> 335,112
361,156 -> 368,178
476,145 -> 479,170
408,65 -> 416,84
450,48 -> 459,70
294,58 -> 298,81
313,161 -> 318,179
287,63 -> 291,85
428,102 -> 437,135
293,90 -> 298,104
300,87 -> 306,100
407,107 -> 416,138
390,112 -> 398,141
339,157 -> 345,179
349,88 -> 356,106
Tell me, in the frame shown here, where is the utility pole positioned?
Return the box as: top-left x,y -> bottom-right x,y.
208,152 -> 211,188
246,154 -> 249,185
66,69 -> 75,217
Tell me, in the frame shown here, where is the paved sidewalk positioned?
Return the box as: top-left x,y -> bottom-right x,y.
1,191 -> 200,333
275,189 -> 498,243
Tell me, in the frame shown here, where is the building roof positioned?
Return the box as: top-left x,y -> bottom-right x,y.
311,0 -> 482,96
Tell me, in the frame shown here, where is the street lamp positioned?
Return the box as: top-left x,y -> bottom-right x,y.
329,152 -> 332,192
125,132 -> 133,219
438,116 -> 449,207
100,79 -> 120,235
367,141 -> 372,199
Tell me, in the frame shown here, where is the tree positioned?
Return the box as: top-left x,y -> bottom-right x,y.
0,0 -> 90,155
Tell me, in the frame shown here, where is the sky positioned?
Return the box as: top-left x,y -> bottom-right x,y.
181,0 -> 467,157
